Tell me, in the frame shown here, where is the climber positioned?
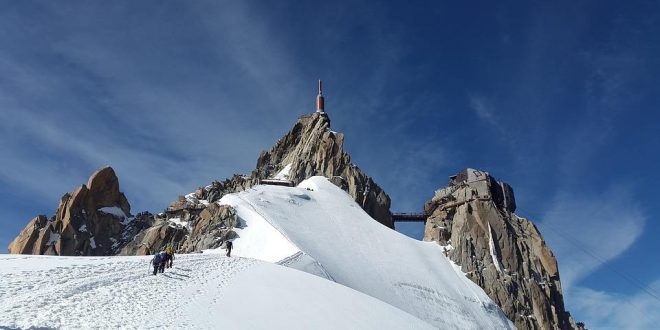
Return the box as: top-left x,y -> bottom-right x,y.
151,251 -> 166,275
158,250 -> 171,273
225,240 -> 233,257
165,245 -> 175,268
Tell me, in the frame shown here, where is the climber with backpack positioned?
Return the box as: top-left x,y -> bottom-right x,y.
151,251 -> 165,275
157,250 -> 169,273
165,245 -> 175,269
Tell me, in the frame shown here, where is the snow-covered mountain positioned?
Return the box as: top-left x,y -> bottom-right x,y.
5,111 -> 577,328
7,112 -> 392,258
219,176 -> 514,329
0,176 -> 514,329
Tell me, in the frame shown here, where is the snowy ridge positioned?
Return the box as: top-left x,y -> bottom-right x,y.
1,176 -> 515,329
217,176 -> 515,329
0,254 -> 433,329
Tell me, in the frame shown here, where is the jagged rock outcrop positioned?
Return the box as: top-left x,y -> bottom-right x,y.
118,215 -> 187,256
7,215 -> 49,254
155,112 -> 390,251
177,204 -> 238,252
139,185 -> 243,255
178,112 -> 393,227
140,112 -> 393,253
9,112 -> 391,256
8,167 -> 151,256
424,168 -> 577,330
254,112 -> 392,227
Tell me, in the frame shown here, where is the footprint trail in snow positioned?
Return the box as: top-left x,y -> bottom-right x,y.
0,254 -> 256,329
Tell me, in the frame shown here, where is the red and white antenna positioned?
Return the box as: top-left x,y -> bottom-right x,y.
316,79 -> 325,113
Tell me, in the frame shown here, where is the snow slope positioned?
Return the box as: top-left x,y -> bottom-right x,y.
1,176 -> 516,329
0,254 -> 433,329
219,176 -> 515,329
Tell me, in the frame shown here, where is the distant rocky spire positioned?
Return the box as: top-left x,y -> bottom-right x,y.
7,166 -> 154,256
424,168 -> 577,330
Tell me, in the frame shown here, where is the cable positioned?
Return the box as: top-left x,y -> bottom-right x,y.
516,206 -> 660,303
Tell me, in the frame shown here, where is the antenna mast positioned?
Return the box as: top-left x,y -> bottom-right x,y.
316,80 -> 325,113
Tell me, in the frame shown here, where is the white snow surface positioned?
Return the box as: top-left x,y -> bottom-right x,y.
0,254 -> 432,329
0,176 -> 515,329
46,232 -> 59,246
217,176 -> 515,329
272,163 -> 292,180
168,217 -> 190,230
98,206 -> 126,220
185,192 -> 210,206
214,194 -> 299,262
488,222 -> 504,274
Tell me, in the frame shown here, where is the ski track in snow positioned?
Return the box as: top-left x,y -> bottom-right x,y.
0,254 -> 256,329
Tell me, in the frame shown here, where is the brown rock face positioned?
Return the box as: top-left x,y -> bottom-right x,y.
193,113 -> 393,227
424,168 -> 577,330
129,112 -> 393,254
254,112 -> 392,227
118,218 -> 187,256
178,204 -> 238,252
10,113 -> 392,256
7,215 -> 49,254
7,166 -> 150,256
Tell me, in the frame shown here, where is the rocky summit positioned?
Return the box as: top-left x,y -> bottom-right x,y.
150,111 -> 393,253
254,112 -> 392,227
8,167 -> 151,256
424,168 -> 577,330
7,113 -> 578,329
7,112 -> 392,257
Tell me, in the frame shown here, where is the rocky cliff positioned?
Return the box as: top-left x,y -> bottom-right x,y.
254,112 -> 392,227
148,112 -> 393,253
8,112 -> 392,256
8,167 -> 152,256
424,168 -> 576,330
185,112 -> 392,227
6,112 -> 580,328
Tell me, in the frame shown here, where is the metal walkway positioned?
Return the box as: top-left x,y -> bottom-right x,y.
392,212 -> 428,222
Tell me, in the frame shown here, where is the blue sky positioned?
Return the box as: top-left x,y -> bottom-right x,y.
1,1 -> 658,327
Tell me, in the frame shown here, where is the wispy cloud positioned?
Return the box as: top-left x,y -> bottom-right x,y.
467,94 -> 522,160
469,95 -> 506,135
570,279 -> 660,329
0,1 -> 412,222
540,184 -> 645,291
0,2 -> 306,216
537,182 -> 655,328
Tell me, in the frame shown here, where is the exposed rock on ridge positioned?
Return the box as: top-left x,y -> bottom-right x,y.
172,112 -> 393,228
254,112 -> 393,227
8,112 -> 392,256
144,112 -> 393,253
424,168 -> 577,330
8,167 -> 151,256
